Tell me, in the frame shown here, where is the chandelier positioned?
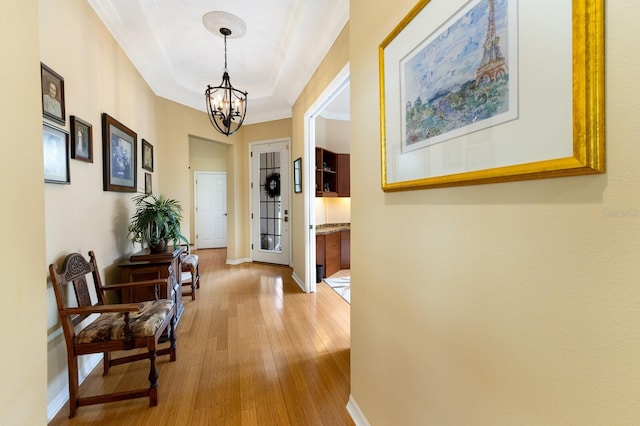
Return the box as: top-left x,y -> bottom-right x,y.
203,12 -> 248,136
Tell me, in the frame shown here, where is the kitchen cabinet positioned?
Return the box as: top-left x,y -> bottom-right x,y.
340,230 -> 350,269
316,148 -> 350,197
324,231 -> 341,277
336,154 -> 350,197
316,227 -> 350,278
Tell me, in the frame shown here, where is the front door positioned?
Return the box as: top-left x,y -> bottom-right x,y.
251,140 -> 290,265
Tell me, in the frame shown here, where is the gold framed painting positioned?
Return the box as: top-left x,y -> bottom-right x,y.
379,0 -> 604,191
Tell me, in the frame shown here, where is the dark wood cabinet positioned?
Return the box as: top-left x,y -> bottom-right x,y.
316,229 -> 350,278
336,154 -> 350,197
325,232 -> 341,278
316,233 -> 325,271
316,147 -> 349,197
117,246 -> 184,325
340,230 -> 350,269
316,147 -> 337,196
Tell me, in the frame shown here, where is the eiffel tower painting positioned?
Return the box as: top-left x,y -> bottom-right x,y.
401,0 -> 517,152
476,0 -> 507,85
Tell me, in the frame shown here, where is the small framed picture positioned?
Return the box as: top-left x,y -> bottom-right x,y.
41,63 -> 65,125
293,157 -> 302,193
145,172 -> 152,195
43,122 -> 70,184
142,139 -> 154,172
70,116 -> 93,163
102,113 -> 137,192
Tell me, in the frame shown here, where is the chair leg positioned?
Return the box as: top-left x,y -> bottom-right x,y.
169,314 -> 177,362
147,349 -> 158,407
67,354 -> 79,418
103,351 -> 111,375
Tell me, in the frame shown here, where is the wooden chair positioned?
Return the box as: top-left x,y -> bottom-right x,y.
179,244 -> 200,300
49,251 -> 177,418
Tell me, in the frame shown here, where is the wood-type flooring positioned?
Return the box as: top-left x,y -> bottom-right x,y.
49,248 -> 353,425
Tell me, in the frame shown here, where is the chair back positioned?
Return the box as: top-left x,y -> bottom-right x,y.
49,251 -> 106,334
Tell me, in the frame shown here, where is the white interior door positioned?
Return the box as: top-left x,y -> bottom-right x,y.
195,172 -> 227,249
251,140 -> 290,265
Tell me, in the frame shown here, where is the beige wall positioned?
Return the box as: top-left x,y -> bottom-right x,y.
189,136 -> 228,173
324,120 -> 351,154
350,0 -> 640,424
316,198 -> 352,226
0,1 -> 47,424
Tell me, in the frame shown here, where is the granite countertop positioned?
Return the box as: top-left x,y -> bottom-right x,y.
316,223 -> 350,235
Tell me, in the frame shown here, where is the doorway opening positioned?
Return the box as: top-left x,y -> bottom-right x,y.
303,64 -> 350,293
194,171 -> 227,249
188,135 -> 229,249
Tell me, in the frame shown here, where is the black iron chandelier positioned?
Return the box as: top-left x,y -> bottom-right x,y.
204,25 -> 247,136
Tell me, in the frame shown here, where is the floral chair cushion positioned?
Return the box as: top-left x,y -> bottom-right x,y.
181,254 -> 199,269
75,299 -> 174,344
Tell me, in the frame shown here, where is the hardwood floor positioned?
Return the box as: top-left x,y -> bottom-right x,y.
49,248 -> 353,425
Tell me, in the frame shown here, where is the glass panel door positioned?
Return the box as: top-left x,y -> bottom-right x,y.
259,151 -> 282,252
251,140 -> 290,265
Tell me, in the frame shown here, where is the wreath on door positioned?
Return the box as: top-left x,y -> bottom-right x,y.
264,172 -> 281,198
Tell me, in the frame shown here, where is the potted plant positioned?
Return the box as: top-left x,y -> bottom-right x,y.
128,193 -> 188,253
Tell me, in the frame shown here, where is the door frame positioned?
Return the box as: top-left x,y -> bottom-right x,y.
249,138 -> 292,265
193,171 -> 227,249
303,63 -> 350,293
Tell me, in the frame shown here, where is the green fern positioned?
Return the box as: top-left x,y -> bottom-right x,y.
128,193 -> 188,250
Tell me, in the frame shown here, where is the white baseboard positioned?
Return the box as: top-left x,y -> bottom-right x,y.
47,387 -> 69,423
47,353 -> 102,422
226,257 -> 250,265
291,271 -> 307,292
347,395 -> 370,426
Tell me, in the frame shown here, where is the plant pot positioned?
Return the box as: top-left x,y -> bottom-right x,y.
149,240 -> 167,254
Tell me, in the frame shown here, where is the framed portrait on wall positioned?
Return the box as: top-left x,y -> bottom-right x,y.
70,115 -> 93,163
41,63 -> 66,125
145,172 -> 152,195
142,139 -> 154,172
102,113 -> 137,192
43,122 -> 70,184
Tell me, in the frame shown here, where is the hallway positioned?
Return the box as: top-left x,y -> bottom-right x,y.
50,248 -> 353,425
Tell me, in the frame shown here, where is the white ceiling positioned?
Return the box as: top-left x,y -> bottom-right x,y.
87,0 -> 350,125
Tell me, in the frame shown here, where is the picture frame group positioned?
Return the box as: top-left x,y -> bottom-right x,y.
41,64 -> 156,193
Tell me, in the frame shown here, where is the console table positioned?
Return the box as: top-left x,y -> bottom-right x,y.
117,246 -> 184,324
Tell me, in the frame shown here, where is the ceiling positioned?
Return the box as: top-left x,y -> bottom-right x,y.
87,0 -> 350,125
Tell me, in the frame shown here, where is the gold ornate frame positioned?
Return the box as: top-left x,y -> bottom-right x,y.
379,0 -> 604,191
